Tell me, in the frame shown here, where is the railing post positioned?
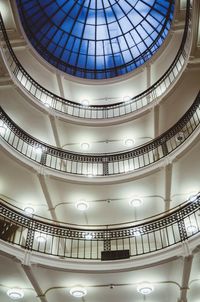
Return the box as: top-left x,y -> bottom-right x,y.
178,220 -> 188,242
40,150 -> 47,165
161,137 -> 168,156
103,240 -> 111,251
102,157 -> 109,176
103,230 -> 111,251
25,220 -> 35,250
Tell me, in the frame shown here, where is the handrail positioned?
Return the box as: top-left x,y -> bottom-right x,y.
0,0 -> 192,120
0,194 -> 200,260
0,90 -> 200,177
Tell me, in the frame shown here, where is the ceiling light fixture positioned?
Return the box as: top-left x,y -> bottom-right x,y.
7,288 -> 24,300
70,287 -> 87,298
187,225 -> 197,233
81,99 -> 89,106
189,194 -> 198,202
123,96 -> 131,102
24,206 -> 35,215
124,138 -> 135,147
35,232 -> 47,243
137,283 -> 154,295
33,146 -> 43,154
75,200 -> 89,211
80,142 -> 90,151
129,198 -> 143,207
132,229 -> 142,237
84,233 -> 94,240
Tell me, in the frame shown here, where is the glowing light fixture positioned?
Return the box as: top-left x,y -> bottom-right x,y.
187,225 -> 197,233
80,142 -> 90,151
85,233 -> 93,240
189,194 -> 198,202
124,138 -> 135,147
129,198 -> 143,207
76,200 -> 89,211
81,99 -> 89,106
7,288 -> 24,300
132,229 -> 142,237
70,287 -> 87,298
35,232 -> 47,243
33,146 -> 43,154
24,206 -> 35,215
123,96 -> 131,102
137,283 -> 154,295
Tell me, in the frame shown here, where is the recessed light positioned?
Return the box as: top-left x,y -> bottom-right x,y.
7,288 -> 24,300
35,233 -> 47,243
80,142 -> 90,151
33,146 -> 43,154
70,287 -> 87,298
81,99 -> 89,106
132,229 -> 142,237
187,225 -> 197,233
124,138 -> 135,147
76,201 -> 89,211
189,194 -> 197,202
123,96 -> 131,102
129,198 -> 143,207
84,233 -> 94,240
24,206 -> 35,215
137,283 -> 154,295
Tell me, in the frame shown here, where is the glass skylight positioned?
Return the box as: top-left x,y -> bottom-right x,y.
17,0 -> 175,79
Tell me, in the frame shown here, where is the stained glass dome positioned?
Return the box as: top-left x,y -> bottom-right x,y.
16,0 -> 175,79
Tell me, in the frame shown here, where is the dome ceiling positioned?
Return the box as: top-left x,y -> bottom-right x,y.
17,0 -> 175,79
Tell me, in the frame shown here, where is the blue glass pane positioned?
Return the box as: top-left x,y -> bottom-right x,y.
16,0 -> 175,79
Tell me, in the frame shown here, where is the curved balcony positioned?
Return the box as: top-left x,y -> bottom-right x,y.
0,90 -> 200,179
0,194 -> 200,261
0,0 -> 192,122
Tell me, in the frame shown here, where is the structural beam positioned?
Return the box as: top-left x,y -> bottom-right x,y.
49,115 -> 61,148
37,174 -> 58,222
190,0 -> 200,56
178,255 -> 193,302
164,163 -> 173,211
154,105 -> 160,138
22,264 -> 48,302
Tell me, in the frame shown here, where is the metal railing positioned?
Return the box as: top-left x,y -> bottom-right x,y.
0,194 -> 200,260
0,0 -> 192,120
0,91 -> 200,177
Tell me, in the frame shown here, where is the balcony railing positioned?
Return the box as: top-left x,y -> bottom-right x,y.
0,91 -> 200,177
0,0 -> 192,120
0,194 -> 200,260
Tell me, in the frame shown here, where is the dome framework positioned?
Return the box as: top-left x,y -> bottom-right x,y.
16,0 -> 175,79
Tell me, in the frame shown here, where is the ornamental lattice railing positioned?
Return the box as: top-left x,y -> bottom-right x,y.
0,91 -> 200,177
0,195 -> 200,260
0,0 -> 192,120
